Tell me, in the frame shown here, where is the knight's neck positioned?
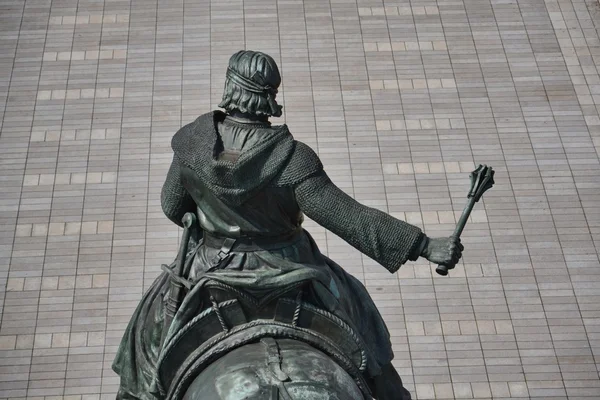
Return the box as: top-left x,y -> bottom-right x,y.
227,111 -> 269,124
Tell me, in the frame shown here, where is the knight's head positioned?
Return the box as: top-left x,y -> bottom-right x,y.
218,50 -> 283,118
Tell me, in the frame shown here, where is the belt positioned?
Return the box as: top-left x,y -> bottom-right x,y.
203,230 -> 302,252
203,230 -> 303,270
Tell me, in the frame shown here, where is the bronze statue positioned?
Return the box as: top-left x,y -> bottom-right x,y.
112,50 -> 470,400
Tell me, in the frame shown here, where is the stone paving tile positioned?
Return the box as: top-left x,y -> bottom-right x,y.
1,0 -> 600,398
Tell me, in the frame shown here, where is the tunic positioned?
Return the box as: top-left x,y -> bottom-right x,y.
112,111 -> 425,399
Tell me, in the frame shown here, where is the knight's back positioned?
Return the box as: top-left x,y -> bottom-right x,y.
218,116 -> 278,155
179,116 -> 303,239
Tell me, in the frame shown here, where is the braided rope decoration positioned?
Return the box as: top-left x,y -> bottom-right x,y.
157,279 -> 372,397
292,290 -> 303,326
359,349 -> 368,372
206,281 -> 258,307
210,295 -> 229,333
160,299 -> 238,364
278,298 -> 367,371
160,296 -> 369,386
166,321 -> 371,400
205,279 -> 307,308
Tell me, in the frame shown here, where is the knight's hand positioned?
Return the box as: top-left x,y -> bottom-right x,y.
421,236 -> 464,267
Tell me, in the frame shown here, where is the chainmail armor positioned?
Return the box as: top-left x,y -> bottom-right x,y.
161,161 -> 197,227
170,111 -> 322,206
273,141 -> 323,186
162,111 -> 425,270
295,172 -> 425,273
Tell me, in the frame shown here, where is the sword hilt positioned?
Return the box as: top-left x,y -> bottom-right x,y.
163,212 -> 197,340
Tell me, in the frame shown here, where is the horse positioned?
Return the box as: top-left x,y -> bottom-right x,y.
155,278 -> 373,400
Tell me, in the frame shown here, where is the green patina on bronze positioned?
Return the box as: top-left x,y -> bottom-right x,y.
112,50 -> 467,400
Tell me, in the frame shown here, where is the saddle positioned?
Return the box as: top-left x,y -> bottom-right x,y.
155,278 -> 371,399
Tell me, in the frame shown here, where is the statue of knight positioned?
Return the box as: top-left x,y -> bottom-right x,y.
112,50 -> 463,399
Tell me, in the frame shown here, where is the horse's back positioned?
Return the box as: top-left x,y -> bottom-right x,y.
183,338 -> 365,400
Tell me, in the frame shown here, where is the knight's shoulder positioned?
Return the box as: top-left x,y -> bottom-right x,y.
275,140 -> 323,186
292,140 -> 321,163
171,112 -> 217,150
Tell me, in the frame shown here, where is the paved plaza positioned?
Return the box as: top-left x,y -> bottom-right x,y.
1,0 -> 600,398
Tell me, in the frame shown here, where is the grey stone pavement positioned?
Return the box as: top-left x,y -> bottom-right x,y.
1,0 -> 600,398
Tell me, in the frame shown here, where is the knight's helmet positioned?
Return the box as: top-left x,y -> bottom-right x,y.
218,50 -> 283,118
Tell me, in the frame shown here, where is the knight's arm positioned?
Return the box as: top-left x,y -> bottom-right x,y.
295,171 -> 428,273
161,158 -> 197,228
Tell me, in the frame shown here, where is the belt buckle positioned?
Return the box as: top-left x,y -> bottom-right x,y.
209,237 -> 237,269
215,249 -> 229,262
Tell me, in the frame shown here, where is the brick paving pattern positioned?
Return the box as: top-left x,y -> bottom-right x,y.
1,0 -> 600,398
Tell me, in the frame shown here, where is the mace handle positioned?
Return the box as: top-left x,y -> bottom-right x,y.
435,197 -> 476,276
435,164 -> 494,276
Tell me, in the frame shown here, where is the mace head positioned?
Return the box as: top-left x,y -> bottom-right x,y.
468,164 -> 494,202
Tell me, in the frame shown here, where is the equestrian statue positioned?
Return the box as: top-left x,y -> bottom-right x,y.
112,50 -> 493,400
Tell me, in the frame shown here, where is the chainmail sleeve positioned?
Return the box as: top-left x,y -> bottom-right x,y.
161,159 -> 197,227
295,171 -> 426,273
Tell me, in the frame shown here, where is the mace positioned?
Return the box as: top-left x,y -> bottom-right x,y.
436,164 -> 495,276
